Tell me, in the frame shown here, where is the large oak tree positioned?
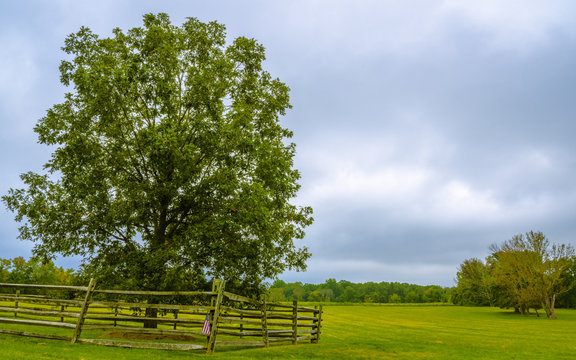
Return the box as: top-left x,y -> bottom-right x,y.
3,13 -> 313,293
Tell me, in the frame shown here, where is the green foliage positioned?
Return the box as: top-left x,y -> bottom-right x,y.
268,278 -> 452,304
453,258 -> 495,306
0,257 -> 76,290
2,13 -> 312,294
454,231 -> 576,318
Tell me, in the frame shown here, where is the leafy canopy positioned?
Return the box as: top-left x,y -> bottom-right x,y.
3,13 -> 313,292
454,231 -> 575,318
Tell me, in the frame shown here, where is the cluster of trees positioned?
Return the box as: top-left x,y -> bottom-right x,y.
453,231 -> 576,318
268,279 -> 452,304
0,257 -> 75,286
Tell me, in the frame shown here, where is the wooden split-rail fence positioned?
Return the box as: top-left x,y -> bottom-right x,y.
0,279 -> 322,353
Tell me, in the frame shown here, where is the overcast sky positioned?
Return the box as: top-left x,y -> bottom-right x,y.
1,1 -> 575,287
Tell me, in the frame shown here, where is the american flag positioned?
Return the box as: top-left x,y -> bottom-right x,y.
202,313 -> 211,335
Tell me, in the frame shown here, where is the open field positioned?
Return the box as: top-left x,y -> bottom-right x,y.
1,305 -> 576,359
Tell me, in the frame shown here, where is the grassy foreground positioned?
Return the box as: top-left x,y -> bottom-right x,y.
1,305 -> 576,359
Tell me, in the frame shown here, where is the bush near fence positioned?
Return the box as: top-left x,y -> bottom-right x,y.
0,279 -> 322,353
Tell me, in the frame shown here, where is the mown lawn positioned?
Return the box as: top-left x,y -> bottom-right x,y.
1,305 -> 575,359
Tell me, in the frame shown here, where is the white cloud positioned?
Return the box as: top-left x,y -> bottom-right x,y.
304,164 -> 431,206
300,144 -> 559,227
430,180 -> 501,221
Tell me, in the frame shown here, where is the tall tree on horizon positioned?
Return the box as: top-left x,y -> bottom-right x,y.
490,232 -> 573,318
454,258 -> 495,307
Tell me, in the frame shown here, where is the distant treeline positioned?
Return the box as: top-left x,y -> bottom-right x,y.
0,257 -> 75,286
268,279 -> 453,303
2,257 -> 453,304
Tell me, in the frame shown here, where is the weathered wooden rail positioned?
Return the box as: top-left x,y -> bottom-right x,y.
0,280 -> 322,353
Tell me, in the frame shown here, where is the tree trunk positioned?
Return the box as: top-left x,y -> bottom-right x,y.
520,304 -> 527,315
144,307 -> 158,328
543,294 -> 556,319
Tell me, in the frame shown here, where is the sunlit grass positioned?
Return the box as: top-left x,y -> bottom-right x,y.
1,305 -> 576,359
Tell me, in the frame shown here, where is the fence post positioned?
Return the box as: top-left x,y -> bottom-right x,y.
71,278 -> 96,344
173,310 -> 178,330
206,279 -> 225,354
312,305 -> 323,344
261,294 -> 269,348
292,300 -> 298,345
60,305 -> 65,322
14,290 -> 19,318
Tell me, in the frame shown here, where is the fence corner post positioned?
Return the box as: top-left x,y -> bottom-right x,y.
71,278 -> 96,344
292,300 -> 298,345
206,279 -> 225,354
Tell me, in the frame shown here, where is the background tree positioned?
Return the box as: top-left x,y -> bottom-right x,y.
322,278 -> 345,300
556,258 -> 576,308
490,240 -> 542,315
292,285 -> 306,301
0,257 -> 76,290
266,279 -> 452,304
0,259 -> 10,283
453,258 -> 495,306
267,287 -> 286,302
422,286 -> 444,303
491,232 -> 575,318
2,14 -> 313,297
455,231 -> 575,318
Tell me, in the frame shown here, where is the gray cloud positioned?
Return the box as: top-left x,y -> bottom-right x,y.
1,1 -> 575,287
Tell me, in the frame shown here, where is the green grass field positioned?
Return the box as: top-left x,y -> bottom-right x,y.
1,305 -> 575,359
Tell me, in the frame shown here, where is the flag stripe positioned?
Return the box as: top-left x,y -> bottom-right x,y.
202,313 -> 210,335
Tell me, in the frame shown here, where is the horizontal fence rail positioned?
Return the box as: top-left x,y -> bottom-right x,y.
0,280 -> 322,353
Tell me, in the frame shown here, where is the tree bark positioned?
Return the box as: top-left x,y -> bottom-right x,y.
543,294 -> 556,319
144,307 -> 158,328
